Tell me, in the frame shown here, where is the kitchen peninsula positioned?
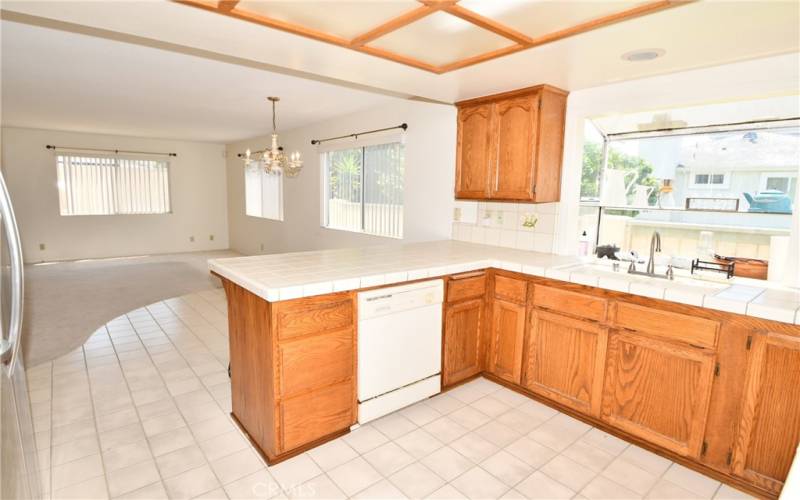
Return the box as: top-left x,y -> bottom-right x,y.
210,240 -> 800,499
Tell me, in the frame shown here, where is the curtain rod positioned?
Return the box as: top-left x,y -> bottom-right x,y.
310,123 -> 407,146
45,145 -> 177,157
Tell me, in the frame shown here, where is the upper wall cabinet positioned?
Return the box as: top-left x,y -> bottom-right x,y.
455,85 -> 568,203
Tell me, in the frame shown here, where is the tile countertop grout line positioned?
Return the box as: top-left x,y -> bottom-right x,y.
208,240 -> 800,326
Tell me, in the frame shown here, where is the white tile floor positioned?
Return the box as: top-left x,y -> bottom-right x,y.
28,289 -> 755,500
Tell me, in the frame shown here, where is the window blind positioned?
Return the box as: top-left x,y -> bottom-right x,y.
56,155 -> 171,216
322,139 -> 404,239
245,167 -> 283,221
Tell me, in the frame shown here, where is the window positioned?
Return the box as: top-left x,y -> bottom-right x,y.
56,155 -> 170,216
690,172 -> 729,189
245,167 -> 283,220
322,140 -> 404,238
760,172 -> 797,200
579,118 -> 799,260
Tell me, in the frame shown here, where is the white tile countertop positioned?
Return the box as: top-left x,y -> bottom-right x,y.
208,240 -> 800,325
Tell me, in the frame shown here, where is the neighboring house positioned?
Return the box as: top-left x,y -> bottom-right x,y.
674,130 -> 799,213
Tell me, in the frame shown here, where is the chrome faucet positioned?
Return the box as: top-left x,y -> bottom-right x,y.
647,231 -> 661,275
626,230 -> 673,280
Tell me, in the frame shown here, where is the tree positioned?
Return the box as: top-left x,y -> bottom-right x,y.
581,142 -> 659,205
329,149 -> 362,201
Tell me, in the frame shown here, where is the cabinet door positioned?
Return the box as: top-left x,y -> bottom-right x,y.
490,94 -> 539,200
488,298 -> 526,384
601,330 -> 716,458
455,104 -> 493,199
524,310 -> 608,416
443,298 -> 484,387
731,332 -> 800,495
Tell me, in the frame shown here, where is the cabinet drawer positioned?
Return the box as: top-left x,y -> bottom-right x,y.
447,272 -> 486,303
494,275 -> 528,304
277,328 -> 354,397
614,302 -> 719,348
533,285 -> 607,322
274,293 -> 354,340
279,380 -> 354,452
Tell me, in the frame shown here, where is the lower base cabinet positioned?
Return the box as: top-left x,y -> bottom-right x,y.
488,298 -> 526,384
601,330 -> 716,458
279,380 -> 355,452
523,310 -> 607,417
443,298 -> 484,386
225,269 -> 800,497
731,331 -> 800,494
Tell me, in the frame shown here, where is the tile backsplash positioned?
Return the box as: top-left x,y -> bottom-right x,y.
451,201 -> 559,253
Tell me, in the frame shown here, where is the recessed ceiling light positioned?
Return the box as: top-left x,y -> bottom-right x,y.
621,48 -> 666,62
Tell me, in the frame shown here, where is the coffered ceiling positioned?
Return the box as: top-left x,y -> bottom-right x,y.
176,0 -> 687,73
1,1 -> 798,104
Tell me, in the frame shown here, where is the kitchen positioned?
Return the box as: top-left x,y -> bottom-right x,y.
1,1 -> 799,500
210,84 -> 800,499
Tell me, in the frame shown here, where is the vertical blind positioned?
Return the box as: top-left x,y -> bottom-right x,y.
56,155 -> 171,216
245,167 -> 283,220
322,140 -> 404,239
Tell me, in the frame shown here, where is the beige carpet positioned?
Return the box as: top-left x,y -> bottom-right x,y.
22,250 -> 240,367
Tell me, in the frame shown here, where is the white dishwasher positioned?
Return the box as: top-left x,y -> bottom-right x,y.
357,279 -> 444,423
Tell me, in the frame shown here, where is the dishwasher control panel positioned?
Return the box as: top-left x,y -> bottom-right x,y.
357,279 -> 444,320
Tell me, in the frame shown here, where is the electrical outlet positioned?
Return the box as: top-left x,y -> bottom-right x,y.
189,236 -> 195,242
209,235 -> 214,241
260,243 -> 265,252
39,243 -> 45,251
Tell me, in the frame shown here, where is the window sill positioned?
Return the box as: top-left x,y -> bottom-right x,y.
320,225 -> 403,240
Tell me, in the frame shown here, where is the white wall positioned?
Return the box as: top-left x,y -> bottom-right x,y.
1,127 -> 229,262
555,52 -> 800,256
226,99 -> 456,255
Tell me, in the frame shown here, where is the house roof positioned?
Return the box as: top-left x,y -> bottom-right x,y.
680,130 -> 800,171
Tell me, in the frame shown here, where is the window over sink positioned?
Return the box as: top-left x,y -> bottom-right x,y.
579,96 -> 800,262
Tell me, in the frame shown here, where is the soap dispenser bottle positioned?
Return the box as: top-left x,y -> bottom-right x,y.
578,231 -> 590,256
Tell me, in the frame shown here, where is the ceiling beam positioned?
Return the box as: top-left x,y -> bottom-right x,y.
356,45 -> 439,73
441,4 -> 532,45
416,0 -> 460,7
436,44 -> 526,73
217,1 -> 239,12
350,5 -> 436,47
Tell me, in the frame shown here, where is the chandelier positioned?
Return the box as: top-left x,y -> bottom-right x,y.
243,97 -> 302,177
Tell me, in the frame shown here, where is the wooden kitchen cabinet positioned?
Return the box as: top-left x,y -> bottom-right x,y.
488,298 -> 527,384
601,330 -> 716,458
219,262 -> 800,499
523,310 -> 608,416
454,84 -> 568,203
492,94 -> 538,199
222,280 -> 356,464
443,272 -> 487,387
443,298 -> 484,387
455,103 -> 493,199
731,331 -> 800,494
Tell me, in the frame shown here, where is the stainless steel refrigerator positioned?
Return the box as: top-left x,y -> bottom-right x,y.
0,170 -> 41,499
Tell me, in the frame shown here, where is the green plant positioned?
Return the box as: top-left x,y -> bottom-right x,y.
581,142 -> 659,204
